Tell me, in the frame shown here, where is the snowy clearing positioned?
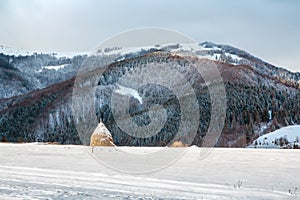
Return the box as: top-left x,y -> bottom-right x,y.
1,43 -> 246,66
114,84 -> 143,103
36,64 -> 68,73
0,144 -> 299,199
248,125 -> 300,149
0,45 -> 89,58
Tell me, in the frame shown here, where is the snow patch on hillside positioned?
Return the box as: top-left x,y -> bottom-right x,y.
114,84 -> 143,103
36,64 -> 68,72
96,43 -> 206,57
95,43 -> 246,66
1,43 -> 244,66
248,125 -> 300,148
54,51 -> 90,58
0,45 -> 35,56
0,45 -> 89,58
225,53 -> 243,62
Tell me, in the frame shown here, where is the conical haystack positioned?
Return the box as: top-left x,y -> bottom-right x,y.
90,122 -> 115,147
169,140 -> 188,147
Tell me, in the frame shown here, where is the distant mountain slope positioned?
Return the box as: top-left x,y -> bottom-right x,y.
0,52 -> 87,99
0,77 -> 79,143
0,49 -> 299,147
0,56 -> 36,98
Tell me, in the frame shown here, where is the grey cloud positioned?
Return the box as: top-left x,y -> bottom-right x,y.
0,0 -> 299,71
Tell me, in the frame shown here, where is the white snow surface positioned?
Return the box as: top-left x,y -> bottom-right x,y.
96,42 -> 244,65
1,43 -> 245,65
0,143 -> 299,199
0,45 -> 89,58
248,125 -> 300,148
225,53 -> 243,62
114,84 -> 143,103
36,64 -> 68,72
0,45 -> 34,56
52,51 -> 90,58
95,43 -> 208,56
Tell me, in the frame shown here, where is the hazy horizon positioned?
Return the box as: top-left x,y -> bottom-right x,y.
0,0 -> 299,71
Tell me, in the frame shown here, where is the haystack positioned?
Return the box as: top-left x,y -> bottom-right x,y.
90,122 -> 115,147
169,140 -> 188,147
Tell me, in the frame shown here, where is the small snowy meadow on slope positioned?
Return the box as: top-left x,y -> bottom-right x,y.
248,125 -> 300,149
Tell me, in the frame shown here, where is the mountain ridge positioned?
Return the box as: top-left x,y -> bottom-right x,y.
0,43 -> 299,147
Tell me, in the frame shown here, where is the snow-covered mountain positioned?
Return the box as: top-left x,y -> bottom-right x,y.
0,44 -> 89,58
1,42 -> 300,100
102,42 -> 248,65
248,125 -> 300,149
95,42 -> 300,87
0,42 -> 300,147
0,49 -> 89,99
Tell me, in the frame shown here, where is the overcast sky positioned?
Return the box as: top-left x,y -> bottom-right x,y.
0,0 -> 299,71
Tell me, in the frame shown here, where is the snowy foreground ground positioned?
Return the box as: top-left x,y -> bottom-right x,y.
0,143 -> 299,199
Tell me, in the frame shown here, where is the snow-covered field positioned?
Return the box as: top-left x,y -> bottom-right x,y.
0,143 -> 299,199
